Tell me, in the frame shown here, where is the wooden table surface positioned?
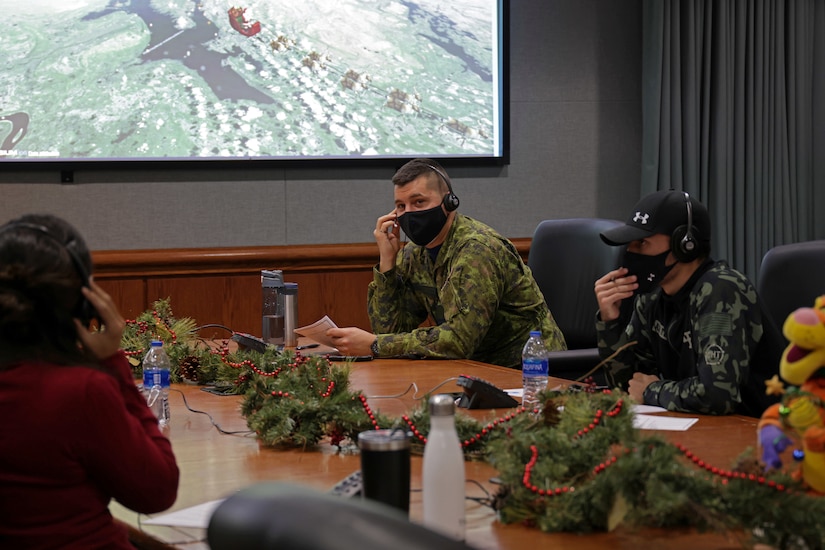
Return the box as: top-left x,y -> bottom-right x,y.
113,357 -> 764,550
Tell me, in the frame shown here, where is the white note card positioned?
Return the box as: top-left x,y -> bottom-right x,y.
632,414 -> 698,431
631,404 -> 669,414
294,315 -> 339,349
142,499 -> 225,528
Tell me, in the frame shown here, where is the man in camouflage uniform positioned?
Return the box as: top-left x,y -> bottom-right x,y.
326,158 -> 566,368
594,190 -> 781,416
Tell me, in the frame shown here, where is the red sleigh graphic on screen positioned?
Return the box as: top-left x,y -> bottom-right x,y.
228,6 -> 261,37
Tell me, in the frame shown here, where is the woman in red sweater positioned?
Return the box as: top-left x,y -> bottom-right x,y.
0,214 -> 179,549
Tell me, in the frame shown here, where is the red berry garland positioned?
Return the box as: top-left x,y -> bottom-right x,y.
213,340 -> 318,378
522,395 -> 625,496
401,407 -> 528,447
515,389 -> 790,500
124,311 -> 179,358
674,443 -> 789,493
354,395 -> 530,447
357,394 -> 380,429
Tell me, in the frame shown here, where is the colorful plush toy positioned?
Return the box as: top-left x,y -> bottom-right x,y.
758,295 -> 825,493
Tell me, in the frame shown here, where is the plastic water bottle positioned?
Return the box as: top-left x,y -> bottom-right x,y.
142,340 -> 171,427
422,394 -> 465,540
522,330 -> 549,412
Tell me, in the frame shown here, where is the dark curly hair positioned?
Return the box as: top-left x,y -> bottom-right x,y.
0,214 -> 93,368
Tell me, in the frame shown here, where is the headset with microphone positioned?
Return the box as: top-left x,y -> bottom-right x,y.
425,164 -> 460,212
0,221 -> 98,324
670,191 -> 700,262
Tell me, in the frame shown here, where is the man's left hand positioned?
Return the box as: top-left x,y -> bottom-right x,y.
628,372 -> 660,404
326,327 -> 376,356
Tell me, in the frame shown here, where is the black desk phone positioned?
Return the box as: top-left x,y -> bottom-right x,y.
230,332 -> 269,353
455,374 -> 519,409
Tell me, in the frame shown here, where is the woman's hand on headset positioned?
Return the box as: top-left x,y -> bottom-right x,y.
75,278 -> 126,360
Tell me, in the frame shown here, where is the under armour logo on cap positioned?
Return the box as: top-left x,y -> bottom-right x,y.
633,212 -> 649,224
600,190 -> 711,247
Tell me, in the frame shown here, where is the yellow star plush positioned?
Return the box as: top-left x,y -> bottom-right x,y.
765,374 -> 785,396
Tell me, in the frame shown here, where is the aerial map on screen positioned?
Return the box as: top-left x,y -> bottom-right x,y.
0,0 -> 502,162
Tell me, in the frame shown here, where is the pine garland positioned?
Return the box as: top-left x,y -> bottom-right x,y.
484,389 -> 825,548
238,353 -> 394,448
121,298 -> 202,383
120,300 -> 825,548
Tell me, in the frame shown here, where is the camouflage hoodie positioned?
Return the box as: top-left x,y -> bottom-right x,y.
596,259 -> 782,416
368,214 -> 566,368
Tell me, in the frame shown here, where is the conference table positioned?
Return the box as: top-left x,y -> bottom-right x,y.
112,356 -> 766,550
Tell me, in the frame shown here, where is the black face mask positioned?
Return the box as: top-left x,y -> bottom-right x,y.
623,250 -> 676,295
397,204 -> 448,246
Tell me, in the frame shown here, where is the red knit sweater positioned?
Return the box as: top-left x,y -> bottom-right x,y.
0,351 -> 179,548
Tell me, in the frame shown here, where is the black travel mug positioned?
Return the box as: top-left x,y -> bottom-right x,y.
357,429 -> 412,514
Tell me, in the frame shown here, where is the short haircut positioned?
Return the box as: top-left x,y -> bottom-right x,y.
391,158 -> 448,193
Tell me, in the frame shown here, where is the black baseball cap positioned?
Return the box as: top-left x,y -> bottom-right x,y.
600,190 -> 711,246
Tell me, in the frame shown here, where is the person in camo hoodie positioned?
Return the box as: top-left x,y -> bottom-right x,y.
594,190 -> 782,417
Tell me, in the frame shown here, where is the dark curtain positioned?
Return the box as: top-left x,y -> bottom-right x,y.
642,0 -> 825,281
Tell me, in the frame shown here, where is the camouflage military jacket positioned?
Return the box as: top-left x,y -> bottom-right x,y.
596,259 -> 780,416
368,214 -> 566,369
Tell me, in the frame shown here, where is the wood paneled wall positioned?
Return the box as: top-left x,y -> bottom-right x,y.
92,239 -> 532,339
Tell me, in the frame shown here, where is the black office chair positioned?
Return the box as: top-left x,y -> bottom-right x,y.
527,218 -> 625,384
208,482 -> 476,550
757,239 -> 825,338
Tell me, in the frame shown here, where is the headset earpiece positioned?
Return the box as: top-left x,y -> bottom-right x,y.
62,236 -> 97,324
441,191 -> 460,212
671,225 -> 699,262
670,192 -> 700,262
426,164 -> 460,212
